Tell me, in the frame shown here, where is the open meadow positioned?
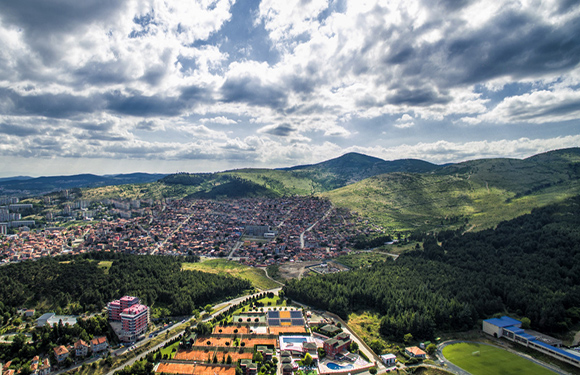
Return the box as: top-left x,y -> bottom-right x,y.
182,258 -> 281,291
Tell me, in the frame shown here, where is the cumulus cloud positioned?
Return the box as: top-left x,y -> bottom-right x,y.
0,0 -> 579,175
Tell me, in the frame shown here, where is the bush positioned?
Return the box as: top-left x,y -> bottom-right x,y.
369,367 -> 377,375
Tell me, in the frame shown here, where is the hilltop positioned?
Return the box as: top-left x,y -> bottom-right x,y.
323,148 -> 580,231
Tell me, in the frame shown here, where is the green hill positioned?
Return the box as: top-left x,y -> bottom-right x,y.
281,152 -> 439,191
323,148 -> 580,232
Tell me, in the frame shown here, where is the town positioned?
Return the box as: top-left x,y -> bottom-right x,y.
0,195 -> 383,267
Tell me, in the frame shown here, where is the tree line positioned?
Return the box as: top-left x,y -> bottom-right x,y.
285,196 -> 580,340
0,252 -> 252,317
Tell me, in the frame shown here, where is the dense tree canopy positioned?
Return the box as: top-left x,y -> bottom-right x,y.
0,253 -> 252,316
285,196 -> 580,339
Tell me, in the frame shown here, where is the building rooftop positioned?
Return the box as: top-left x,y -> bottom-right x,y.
484,316 -> 521,328
121,304 -> 148,316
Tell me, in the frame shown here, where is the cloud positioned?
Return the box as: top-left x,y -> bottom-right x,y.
200,116 -> 237,125
394,114 -> 415,128
477,89 -> 580,124
221,74 -> 288,109
0,0 -> 579,176
258,123 -> 297,137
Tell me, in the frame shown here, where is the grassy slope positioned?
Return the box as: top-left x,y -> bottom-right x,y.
323,149 -> 580,232
222,169 -> 320,195
442,343 -> 554,375
81,181 -> 211,200
182,258 -> 280,291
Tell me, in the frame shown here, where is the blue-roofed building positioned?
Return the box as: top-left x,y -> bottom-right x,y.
482,316 -> 521,338
483,316 -> 580,369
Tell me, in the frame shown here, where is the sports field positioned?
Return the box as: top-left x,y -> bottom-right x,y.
442,343 -> 555,375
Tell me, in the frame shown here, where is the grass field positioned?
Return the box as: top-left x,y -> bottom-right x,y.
182,258 -> 281,291
97,261 -> 113,274
160,341 -> 180,359
442,343 -> 555,375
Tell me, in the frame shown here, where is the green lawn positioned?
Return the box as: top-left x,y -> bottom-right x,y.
442,343 -> 555,375
182,259 -> 281,291
160,342 -> 180,359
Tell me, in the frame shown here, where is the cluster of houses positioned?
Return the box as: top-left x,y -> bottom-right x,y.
0,336 -> 109,375
0,197 -> 387,267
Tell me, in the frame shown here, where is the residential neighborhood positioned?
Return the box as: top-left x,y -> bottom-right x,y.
0,196 -> 379,267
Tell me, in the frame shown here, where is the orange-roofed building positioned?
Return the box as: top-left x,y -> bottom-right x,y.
405,346 -> 426,359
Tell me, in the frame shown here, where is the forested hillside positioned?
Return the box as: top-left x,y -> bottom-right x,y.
285,196 -> 580,340
0,253 -> 252,320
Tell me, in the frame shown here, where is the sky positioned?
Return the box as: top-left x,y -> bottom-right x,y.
0,0 -> 579,177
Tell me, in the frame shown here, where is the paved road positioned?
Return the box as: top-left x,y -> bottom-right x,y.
300,207 -> 333,249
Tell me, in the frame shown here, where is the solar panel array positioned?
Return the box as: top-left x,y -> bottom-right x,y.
290,311 -> 302,319
266,310 -> 304,326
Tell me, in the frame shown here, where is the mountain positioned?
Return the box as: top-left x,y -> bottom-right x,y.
323,148 -> 580,232
0,173 -> 168,195
278,152 -> 440,191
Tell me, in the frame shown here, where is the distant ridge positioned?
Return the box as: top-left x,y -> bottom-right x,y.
0,176 -> 33,183
0,173 -> 168,195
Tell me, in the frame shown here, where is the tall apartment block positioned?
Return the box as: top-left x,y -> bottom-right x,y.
108,296 -> 149,342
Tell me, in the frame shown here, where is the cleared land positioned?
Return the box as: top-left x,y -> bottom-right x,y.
97,260 -> 112,274
182,259 -> 280,290
442,343 -> 555,375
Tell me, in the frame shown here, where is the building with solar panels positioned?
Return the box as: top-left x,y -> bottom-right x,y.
266,310 -> 305,327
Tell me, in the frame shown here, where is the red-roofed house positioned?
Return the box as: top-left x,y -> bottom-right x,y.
53,345 -> 69,363
405,346 -> 426,359
74,339 -> 90,357
91,336 -> 109,353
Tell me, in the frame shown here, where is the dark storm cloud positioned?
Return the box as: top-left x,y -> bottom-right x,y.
556,0 -> 578,14
76,131 -> 128,142
221,76 -> 288,109
103,86 -> 209,118
135,120 -> 158,131
443,11 -> 580,85
76,121 -> 115,132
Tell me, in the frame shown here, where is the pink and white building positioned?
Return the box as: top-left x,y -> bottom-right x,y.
108,295 -> 149,342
